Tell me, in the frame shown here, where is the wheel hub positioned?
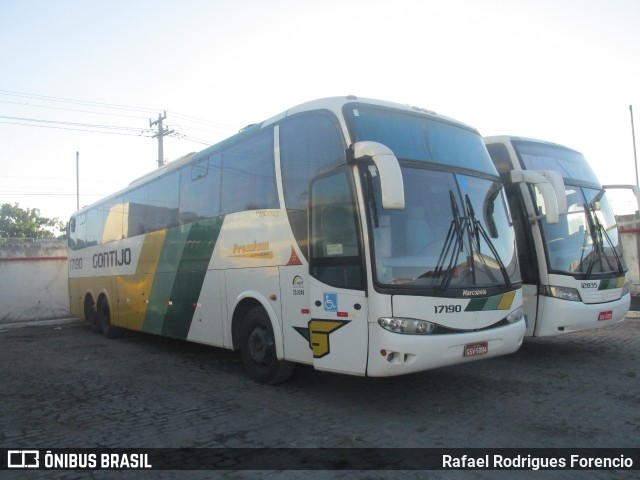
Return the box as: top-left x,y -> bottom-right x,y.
248,326 -> 273,365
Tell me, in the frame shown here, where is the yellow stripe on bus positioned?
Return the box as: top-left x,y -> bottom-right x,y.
496,290 -> 516,310
116,230 -> 168,331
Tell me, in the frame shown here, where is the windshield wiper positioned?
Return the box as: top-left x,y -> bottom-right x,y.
430,191 -> 465,291
584,201 -> 623,276
464,194 -> 512,288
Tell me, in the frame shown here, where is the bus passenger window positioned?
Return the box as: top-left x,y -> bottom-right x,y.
221,130 -> 277,214
280,112 -> 346,259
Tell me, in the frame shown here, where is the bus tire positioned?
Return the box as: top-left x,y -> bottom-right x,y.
96,297 -> 123,339
83,295 -> 100,333
240,306 -> 294,384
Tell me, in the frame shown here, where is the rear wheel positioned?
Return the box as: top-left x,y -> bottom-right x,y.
240,306 -> 294,384
96,297 -> 123,339
83,295 -> 99,333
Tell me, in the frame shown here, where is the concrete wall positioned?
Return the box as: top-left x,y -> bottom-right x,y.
618,213 -> 640,295
0,239 -> 69,323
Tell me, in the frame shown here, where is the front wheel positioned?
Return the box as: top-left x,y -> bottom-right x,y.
240,306 -> 294,384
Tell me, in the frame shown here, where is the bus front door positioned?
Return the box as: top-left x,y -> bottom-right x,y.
308,278 -> 368,376
307,167 -> 369,376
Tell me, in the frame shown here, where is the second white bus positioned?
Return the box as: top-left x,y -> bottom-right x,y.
485,136 -> 631,337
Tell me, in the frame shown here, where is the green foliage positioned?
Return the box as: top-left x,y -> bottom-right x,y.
0,203 -> 64,239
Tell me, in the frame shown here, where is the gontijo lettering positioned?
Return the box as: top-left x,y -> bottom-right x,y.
93,248 -> 132,268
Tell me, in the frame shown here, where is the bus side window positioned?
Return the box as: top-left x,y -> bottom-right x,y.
220,130 -> 277,214
124,185 -> 148,238
102,196 -> 125,243
147,171 -> 180,232
68,215 -> 86,250
280,111 -> 346,260
85,208 -> 103,247
179,153 -> 221,223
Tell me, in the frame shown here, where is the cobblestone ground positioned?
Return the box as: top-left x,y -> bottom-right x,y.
0,317 -> 638,480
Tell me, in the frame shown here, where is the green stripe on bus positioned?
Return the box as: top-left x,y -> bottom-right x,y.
161,217 -> 224,339
465,297 -> 488,312
482,295 -> 501,310
464,291 -> 515,312
143,224 -> 191,334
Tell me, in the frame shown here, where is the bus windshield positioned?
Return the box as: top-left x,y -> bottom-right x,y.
537,185 -> 624,275
362,164 -> 520,292
513,140 -> 624,276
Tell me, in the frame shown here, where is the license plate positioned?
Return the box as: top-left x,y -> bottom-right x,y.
464,341 -> 488,357
598,311 -> 613,321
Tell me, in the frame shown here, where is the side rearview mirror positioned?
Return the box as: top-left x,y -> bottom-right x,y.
510,170 -> 561,224
535,170 -> 567,215
352,141 -> 405,210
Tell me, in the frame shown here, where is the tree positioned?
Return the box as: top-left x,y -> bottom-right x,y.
0,203 -> 63,239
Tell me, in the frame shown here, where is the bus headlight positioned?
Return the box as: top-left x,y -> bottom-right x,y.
506,306 -> 523,324
378,317 -> 436,335
539,285 -> 581,302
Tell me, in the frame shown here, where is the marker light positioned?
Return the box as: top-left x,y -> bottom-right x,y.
378,317 -> 436,335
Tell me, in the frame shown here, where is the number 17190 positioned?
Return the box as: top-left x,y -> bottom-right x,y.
434,305 -> 462,314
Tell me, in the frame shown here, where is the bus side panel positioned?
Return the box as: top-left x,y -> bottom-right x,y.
225,267 -> 282,348
186,269 -> 225,347
68,278 -> 82,319
278,265 -> 313,365
116,274 -> 154,331
142,225 -> 189,335
143,218 -> 223,339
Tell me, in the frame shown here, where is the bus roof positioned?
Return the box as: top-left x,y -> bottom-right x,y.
484,135 -> 582,155
72,96 -> 479,217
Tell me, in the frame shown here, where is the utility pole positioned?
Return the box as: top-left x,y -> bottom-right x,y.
630,105 -> 639,187
76,151 -> 80,210
150,111 -> 175,168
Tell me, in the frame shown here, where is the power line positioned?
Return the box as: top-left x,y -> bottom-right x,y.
0,115 -> 148,132
0,89 -> 236,147
0,89 -> 161,114
177,133 -> 218,145
0,173 -> 108,183
0,99 -> 150,120
0,192 -> 108,197
0,89 -> 239,131
0,120 -> 149,137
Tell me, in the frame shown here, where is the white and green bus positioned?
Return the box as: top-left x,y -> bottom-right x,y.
484,136 -> 631,337
68,96 -> 526,384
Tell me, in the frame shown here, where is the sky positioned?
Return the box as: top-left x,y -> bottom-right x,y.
1,0 -> 640,231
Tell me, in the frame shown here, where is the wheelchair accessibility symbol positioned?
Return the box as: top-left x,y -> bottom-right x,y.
323,293 -> 338,312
